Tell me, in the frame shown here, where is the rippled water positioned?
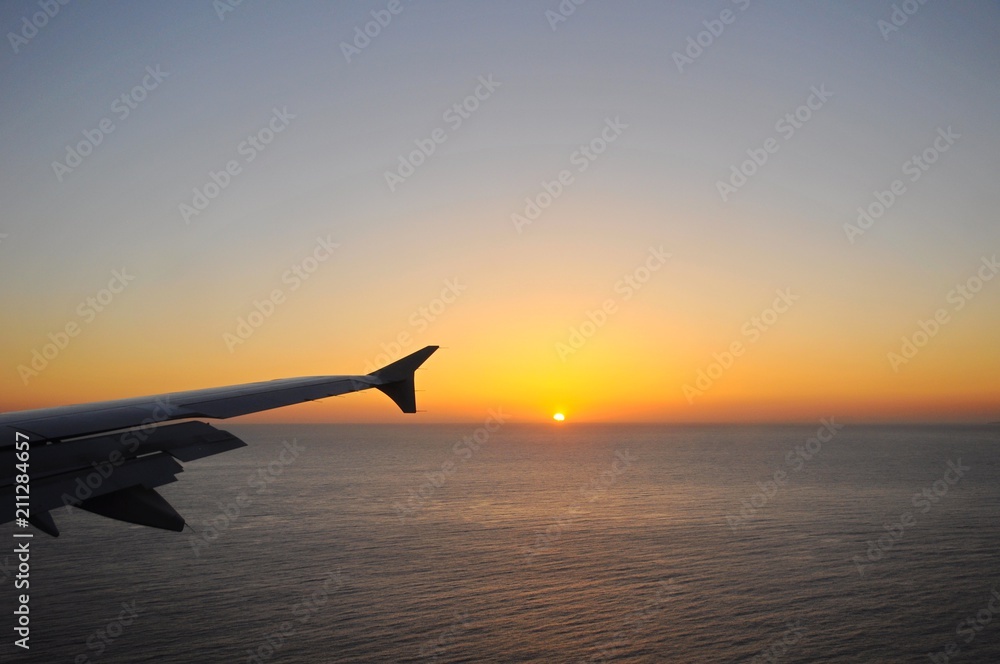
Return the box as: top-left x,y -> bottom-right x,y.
3,423 -> 999,663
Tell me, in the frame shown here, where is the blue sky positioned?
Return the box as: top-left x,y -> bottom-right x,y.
2,1 -> 998,421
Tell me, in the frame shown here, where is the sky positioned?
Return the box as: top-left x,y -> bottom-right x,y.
1,0 -> 998,423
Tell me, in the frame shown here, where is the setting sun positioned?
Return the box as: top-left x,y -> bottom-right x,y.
553,413 -> 565,422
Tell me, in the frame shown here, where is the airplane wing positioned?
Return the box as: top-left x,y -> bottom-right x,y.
0,345 -> 438,537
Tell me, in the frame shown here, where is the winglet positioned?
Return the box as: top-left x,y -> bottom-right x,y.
368,345 -> 438,413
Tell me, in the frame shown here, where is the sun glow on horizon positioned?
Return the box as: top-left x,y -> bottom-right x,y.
553,413 -> 565,422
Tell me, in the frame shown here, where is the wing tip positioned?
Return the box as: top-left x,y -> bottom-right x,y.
369,345 -> 439,413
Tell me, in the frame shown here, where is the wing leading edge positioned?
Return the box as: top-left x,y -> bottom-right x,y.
0,345 -> 438,536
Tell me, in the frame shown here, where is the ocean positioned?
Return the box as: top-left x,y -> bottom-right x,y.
3,422 -> 999,663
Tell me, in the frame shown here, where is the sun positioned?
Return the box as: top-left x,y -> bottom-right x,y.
552,413 -> 565,422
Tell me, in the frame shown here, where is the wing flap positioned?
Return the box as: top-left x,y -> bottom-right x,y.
76,486 -> 185,532
0,421 -> 246,484
0,452 -> 183,517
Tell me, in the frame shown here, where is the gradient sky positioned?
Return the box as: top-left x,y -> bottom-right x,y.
1,1 -> 998,423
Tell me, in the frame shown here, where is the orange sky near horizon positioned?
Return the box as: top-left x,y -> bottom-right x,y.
3,285 -> 998,424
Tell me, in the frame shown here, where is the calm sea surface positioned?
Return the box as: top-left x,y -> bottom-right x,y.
3,423 -> 999,663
